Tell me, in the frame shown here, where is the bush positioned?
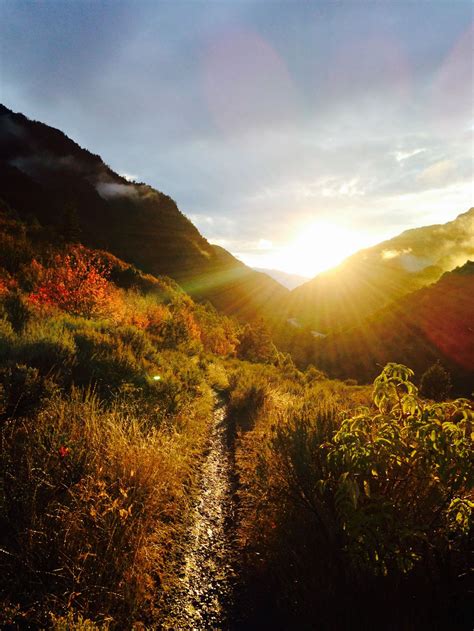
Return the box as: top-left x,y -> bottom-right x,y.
0,363 -> 57,419
28,246 -> 120,319
234,363 -> 473,628
15,320 -> 77,380
420,361 -> 452,401
73,328 -> 145,392
1,290 -> 31,332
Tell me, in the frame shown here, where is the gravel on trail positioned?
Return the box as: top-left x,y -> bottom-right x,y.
163,399 -> 238,630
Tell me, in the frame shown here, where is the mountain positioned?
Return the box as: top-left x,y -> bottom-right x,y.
0,104 -> 288,319
254,268 -> 309,290
310,262 -> 474,394
287,209 -> 474,333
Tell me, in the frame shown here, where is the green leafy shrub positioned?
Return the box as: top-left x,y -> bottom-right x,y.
1,290 -> 31,332
235,363 -> 473,628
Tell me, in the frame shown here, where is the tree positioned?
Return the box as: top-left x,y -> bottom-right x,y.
420,361 -> 452,401
59,204 -> 82,243
237,320 -> 277,364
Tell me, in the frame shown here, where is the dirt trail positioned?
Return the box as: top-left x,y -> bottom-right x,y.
164,398 -> 237,630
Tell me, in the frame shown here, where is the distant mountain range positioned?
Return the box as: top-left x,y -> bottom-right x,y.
286,208 -> 474,333
254,268 -> 309,289
0,104 -> 287,320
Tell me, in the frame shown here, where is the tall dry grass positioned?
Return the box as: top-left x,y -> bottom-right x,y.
0,385 -> 213,627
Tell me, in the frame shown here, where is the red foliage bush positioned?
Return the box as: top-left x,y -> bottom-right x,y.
28,247 -> 119,318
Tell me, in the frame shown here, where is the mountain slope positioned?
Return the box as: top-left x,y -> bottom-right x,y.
0,104 -> 288,319
310,262 -> 474,394
288,209 -> 474,333
254,268 -> 309,289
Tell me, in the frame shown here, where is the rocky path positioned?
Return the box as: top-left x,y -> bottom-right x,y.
164,398 -> 237,630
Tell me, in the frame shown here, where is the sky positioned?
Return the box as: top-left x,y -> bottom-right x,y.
0,1 -> 473,277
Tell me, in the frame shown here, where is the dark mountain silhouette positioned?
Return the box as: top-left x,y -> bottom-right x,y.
310,262 -> 474,394
0,104 -> 288,320
287,209 -> 474,333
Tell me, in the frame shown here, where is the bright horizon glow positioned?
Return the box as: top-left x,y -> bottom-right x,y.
1,3 -> 472,277
238,221 -> 376,277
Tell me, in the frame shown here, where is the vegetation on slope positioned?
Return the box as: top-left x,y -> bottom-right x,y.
0,203 -> 281,628
306,261 -> 474,394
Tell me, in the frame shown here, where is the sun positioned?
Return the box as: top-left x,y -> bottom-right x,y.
273,221 -> 370,277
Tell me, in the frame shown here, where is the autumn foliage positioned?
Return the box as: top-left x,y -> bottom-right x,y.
28,247 -> 117,318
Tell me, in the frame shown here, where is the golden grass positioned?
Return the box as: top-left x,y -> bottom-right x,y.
0,385 -> 214,627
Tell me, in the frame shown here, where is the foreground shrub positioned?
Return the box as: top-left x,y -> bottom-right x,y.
235,363 -> 473,628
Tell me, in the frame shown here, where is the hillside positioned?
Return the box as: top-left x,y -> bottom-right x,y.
254,267 -> 309,289
0,104 -> 288,320
287,209 -> 474,333
309,262 -> 474,393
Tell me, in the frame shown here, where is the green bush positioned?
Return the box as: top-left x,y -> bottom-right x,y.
235,363 -> 473,628
1,291 -> 31,332
73,328 -> 145,392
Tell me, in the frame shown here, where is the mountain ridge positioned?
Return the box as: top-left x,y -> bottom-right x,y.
0,103 -> 288,320
286,208 -> 474,333
308,261 -> 474,394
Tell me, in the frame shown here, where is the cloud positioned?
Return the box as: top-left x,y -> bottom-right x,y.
0,1 -> 472,272
382,248 -> 412,260
417,160 -> 457,187
95,181 -> 138,199
394,148 -> 426,162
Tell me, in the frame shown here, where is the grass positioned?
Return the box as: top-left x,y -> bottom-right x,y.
0,385 -> 213,627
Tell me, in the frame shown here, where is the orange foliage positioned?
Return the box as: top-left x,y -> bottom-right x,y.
0,272 -> 17,296
28,246 -> 120,318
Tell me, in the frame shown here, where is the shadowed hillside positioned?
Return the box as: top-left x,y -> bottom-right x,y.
310,262 -> 474,394
0,104 -> 288,320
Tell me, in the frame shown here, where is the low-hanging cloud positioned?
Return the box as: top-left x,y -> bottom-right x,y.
95,181 -> 139,200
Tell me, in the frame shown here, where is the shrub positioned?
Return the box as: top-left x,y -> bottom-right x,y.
420,361 -> 452,401
28,247 -> 120,318
237,321 -> 278,364
1,290 -> 31,332
0,363 -> 57,419
73,328 -> 145,392
234,363 -> 473,628
14,320 -> 77,380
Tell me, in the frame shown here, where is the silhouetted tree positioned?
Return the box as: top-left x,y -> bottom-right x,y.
59,204 -> 81,243
420,361 -> 452,401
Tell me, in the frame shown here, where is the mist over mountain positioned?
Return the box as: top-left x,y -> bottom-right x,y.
0,104 -> 287,320
287,208 -> 474,333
